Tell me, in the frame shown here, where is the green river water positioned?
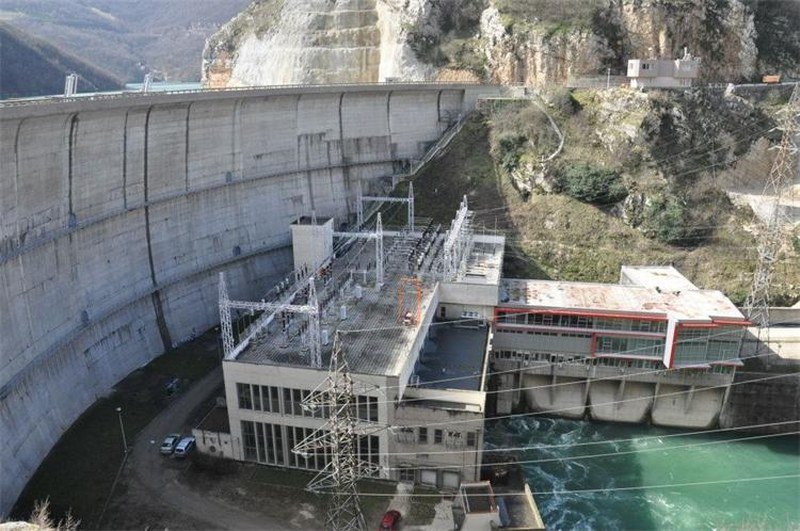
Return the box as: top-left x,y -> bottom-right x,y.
484,417 -> 800,530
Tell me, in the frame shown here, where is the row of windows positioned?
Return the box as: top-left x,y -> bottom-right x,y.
493,350 -> 662,369
236,383 -> 379,422
493,350 -> 737,374
498,311 -> 667,334
496,312 -> 667,333
596,336 -> 665,358
241,420 -> 380,474
496,329 -> 591,339
395,427 -> 477,448
673,327 -> 742,365
242,420 -> 285,465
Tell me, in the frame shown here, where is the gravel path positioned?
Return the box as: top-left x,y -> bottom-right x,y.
125,367 -> 290,530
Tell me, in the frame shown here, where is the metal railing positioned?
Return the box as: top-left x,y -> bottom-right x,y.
0,80 -> 493,109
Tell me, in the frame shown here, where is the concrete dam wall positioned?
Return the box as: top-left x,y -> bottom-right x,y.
0,83 -> 497,516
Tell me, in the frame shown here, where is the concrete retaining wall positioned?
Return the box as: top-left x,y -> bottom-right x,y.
0,83 -> 497,516
720,372 -> 800,434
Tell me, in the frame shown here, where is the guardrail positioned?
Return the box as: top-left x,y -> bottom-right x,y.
0,80 -> 493,109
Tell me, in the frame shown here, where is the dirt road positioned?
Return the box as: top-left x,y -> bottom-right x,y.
123,367 -> 291,530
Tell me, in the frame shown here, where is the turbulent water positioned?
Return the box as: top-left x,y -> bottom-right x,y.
484,418 -> 800,530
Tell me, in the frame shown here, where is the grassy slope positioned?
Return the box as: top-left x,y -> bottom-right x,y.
409,115 -> 797,305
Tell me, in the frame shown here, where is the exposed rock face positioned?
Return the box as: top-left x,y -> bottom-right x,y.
480,6 -> 612,87
482,0 -> 758,86
203,0 -> 796,88
202,0 -> 434,87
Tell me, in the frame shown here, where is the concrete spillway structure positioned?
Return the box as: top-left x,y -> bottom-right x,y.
0,83 -> 501,516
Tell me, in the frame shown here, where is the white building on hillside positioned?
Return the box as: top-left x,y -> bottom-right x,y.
627,50 -> 700,89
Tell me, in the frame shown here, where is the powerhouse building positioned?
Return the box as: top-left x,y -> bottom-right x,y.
493,266 -> 749,426
215,198 -> 505,489
203,200 -> 747,487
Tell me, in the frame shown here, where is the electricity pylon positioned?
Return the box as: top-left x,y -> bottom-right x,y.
744,84 -> 800,328
292,333 -> 379,531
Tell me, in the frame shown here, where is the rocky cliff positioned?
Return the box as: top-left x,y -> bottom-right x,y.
203,0 -> 798,88
203,0 -> 434,87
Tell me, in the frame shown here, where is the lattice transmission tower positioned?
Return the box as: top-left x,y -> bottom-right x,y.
744,84 -> 800,328
292,333 -> 379,531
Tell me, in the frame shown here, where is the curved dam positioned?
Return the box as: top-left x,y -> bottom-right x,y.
0,83 -> 499,515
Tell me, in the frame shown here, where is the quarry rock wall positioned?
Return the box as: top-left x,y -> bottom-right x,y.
0,83 -> 492,516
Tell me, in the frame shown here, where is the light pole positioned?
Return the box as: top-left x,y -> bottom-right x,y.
116,407 -> 128,454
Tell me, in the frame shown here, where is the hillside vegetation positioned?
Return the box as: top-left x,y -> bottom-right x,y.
0,22 -> 121,98
0,0 -> 250,83
402,89 -> 799,306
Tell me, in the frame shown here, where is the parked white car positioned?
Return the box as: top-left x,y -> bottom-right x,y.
160,433 -> 182,455
174,436 -> 196,458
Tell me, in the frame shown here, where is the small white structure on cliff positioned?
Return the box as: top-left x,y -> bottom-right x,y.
627,50 -> 700,89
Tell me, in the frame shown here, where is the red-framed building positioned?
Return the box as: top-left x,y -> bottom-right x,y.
493,266 -> 749,370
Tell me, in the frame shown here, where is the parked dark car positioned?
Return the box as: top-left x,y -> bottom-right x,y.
379,510 -> 401,531
164,376 -> 181,396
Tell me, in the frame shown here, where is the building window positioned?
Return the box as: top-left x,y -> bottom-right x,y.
242,420 -> 257,460
399,467 -> 415,482
283,388 -> 292,415
237,383 -> 253,410
396,427 -> 415,443
270,387 -> 281,413
252,385 -> 262,411
274,423 -> 285,465
255,422 -> 266,462
419,427 -> 428,444
370,435 -> 380,467
292,389 -> 303,416
356,395 -> 379,422
261,386 -> 271,412
369,397 -> 378,422
434,429 -> 443,444
467,432 -> 476,447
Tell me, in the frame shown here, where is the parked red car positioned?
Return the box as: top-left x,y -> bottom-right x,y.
379,509 -> 402,530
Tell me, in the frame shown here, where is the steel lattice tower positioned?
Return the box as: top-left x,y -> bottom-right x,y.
744,84 -> 800,328
292,333 -> 379,531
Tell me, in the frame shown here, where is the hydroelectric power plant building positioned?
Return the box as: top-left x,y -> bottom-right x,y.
216,197 -> 506,488
0,83 -> 504,516
206,197 -> 748,486
0,81 -> 750,515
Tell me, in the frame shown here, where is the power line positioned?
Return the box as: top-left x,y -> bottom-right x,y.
348,474 -> 800,498
348,331 -> 770,408
386,372 -> 797,431
348,419 -> 800,458
338,311 -> 800,398
377,430 -> 798,472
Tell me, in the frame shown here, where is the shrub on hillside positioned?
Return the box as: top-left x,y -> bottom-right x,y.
641,194 -> 690,245
557,163 -> 626,204
549,88 -> 580,116
493,132 -> 527,172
